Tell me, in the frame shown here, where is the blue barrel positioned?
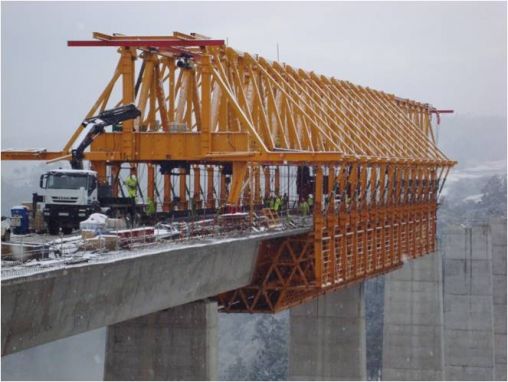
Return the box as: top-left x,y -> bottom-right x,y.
11,206 -> 29,235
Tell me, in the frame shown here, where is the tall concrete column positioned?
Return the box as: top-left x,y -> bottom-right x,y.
442,224 -> 496,380
382,253 -> 444,380
288,283 -> 366,380
490,218 -> 507,381
104,300 -> 217,381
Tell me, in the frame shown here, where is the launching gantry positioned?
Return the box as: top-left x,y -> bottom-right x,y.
2,32 -> 455,313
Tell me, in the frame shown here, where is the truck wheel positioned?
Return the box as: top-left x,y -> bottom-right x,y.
62,226 -> 73,235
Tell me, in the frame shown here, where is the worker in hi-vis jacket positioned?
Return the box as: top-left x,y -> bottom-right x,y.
124,168 -> 138,200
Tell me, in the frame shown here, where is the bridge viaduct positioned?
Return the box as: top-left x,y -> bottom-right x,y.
3,31 -> 489,380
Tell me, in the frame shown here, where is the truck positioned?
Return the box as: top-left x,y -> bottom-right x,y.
38,169 -> 137,235
34,104 -> 143,235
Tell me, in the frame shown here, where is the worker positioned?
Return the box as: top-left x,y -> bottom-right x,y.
307,194 -> 314,213
299,198 -> 310,216
269,194 -> 275,210
124,168 -> 138,200
273,194 -> 281,213
146,198 -> 156,216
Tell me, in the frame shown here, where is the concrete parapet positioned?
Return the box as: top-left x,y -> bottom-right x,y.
104,300 -> 217,381
288,283 -> 366,381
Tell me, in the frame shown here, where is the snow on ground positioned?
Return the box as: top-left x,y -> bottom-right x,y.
463,193 -> 484,203
441,159 -> 506,197
446,160 -> 506,184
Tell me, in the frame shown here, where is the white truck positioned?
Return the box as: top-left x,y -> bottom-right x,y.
39,169 -> 99,234
37,168 -> 140,235
21,104 -> 145,235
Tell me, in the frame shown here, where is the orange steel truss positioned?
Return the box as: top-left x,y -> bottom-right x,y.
218,164 -> 440,312
1,32 -> 456,313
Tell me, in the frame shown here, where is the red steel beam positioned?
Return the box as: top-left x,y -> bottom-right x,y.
430,109 -> 454,113
68,39 -> 224,47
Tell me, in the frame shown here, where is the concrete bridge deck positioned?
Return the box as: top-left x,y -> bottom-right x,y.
1,227 -> 311,356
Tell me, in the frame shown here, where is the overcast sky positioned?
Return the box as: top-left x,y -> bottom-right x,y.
1,1 -> 506,151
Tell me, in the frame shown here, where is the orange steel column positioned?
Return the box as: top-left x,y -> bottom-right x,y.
207,166 -> 214,209
193,166 -> 202,209
163,174 -> 172,212
147,163 -> 155,207
349,163 -> 359,279
274,166 -> 280,196
314,166 -> 324,286
168,58 -> 175,122
120,47 -> 136,160
264,166 -> 271,199
180,168 -> 187,210
327,166 -> 337,286
91,161 -> 107,185
200,56 -> 212,155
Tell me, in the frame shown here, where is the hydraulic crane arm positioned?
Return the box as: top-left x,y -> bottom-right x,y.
70,104 -> 141,169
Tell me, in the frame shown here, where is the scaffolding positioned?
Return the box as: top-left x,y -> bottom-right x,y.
1,32 -> 455,312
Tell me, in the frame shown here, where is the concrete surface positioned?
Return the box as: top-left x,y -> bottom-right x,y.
442,224 -> 495,380
288,283 -> 366,380
1,228 -> 309,356
104,300 -> 217,381
1,328 -> 106,381
382,219 -> 507,381
382,253 -> 445,380
490,218 -> 507,381
441,220 -> 508,381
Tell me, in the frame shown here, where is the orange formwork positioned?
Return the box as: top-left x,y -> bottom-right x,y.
218,163 -> 441,313
1,32 -> 455,313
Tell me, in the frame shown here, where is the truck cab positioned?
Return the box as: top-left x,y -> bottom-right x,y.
40,169 -> 98,234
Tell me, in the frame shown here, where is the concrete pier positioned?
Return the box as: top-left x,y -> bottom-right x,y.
382,253 -> 444,380
383,219 -> 507,381
490,218 -> 507,381
442,224 -> 495,380
104,300 -> 218,381
288,283 -> 366,380
441,219 -> 507,380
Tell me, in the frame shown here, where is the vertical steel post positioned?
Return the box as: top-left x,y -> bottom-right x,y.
275,166 -> 280,196
207,166 -> 214,209
201,55 -> 212,155
180,168 -> 187,210
147,163 -> 155,209
120,47 -> 136,160
314,165 -> 324,286
194,165 -> 202,209
264,166 -> 271,199
163,174 -> 172,212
